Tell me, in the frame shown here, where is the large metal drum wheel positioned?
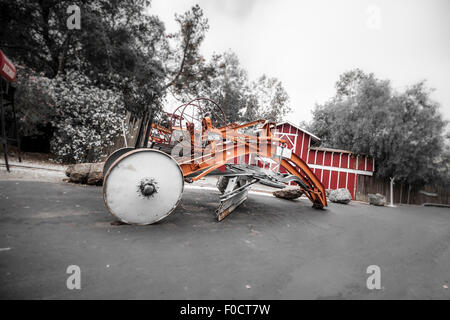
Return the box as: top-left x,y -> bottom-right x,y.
103,147 -> 135,177
103,149 -> 184,225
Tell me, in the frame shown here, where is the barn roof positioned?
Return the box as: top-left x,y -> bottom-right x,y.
276,121 -> 321,142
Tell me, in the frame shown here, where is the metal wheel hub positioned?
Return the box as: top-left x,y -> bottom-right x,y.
139,178 -> 158,197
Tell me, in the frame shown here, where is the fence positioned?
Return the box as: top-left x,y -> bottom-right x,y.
356,175 -> 450,205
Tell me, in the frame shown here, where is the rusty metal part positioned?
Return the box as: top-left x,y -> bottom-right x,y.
216,188 -> 249,221
216,177 -> 257,221
103,147 -> 135,176
169,98 -> 227,144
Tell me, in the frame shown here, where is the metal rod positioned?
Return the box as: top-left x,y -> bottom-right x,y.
220,179 -> 259,200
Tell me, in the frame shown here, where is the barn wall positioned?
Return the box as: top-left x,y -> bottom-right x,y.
306,150 -> 374,199
267,123 -> 376,200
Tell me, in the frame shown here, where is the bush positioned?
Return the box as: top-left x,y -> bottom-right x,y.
48,71 -> 126,163
14,66 -> 56,137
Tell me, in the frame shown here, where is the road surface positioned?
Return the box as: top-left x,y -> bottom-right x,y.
0,180 -> 449,299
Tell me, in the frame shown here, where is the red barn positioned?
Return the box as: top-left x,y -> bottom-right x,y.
228,121 -> 374,199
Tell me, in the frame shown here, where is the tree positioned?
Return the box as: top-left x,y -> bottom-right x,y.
440,132 -> 450,187
3,1 -> 295,159
198,51 -> 292,124
0,0 -> 80,77
13,66 -> 56,137
384,82 -> 448,185
48,71 -> 126,163
243,75 -> 291,123
73,1 -> 167,119
335,68 -> 373,99
198,51 -> 249,123
163,4 -> 216,101
308,69 -> 448,187
1,0 -> 171,156
0,0 -> 167,117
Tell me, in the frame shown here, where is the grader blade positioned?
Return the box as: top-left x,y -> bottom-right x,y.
215,176 -> 259,221
216,188 -> 249,221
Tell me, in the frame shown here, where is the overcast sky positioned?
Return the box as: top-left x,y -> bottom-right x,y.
149,0 -> 450,125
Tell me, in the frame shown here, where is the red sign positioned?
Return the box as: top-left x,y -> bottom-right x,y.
0,50 -> 17,83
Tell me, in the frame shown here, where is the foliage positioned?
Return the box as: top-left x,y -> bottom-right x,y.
13,65 -> 56,136
2,1 -> 295,163
245,75 -> 291,123
164,4 -> 216,101
77,1 -> 167,117
200,51 -> 292,124
12,66 -> 126,163
0,0 -> 77,77
308,69 -> 448,186
440,134 -> 450,187
197,51 -> 248,123
48,71 -> 125,163
0,0 -> 167,117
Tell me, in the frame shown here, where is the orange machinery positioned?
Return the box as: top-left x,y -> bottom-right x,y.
102,98 -> 327,225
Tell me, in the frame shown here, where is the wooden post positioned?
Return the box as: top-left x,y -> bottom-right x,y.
399,183 -> 403,205
407,184 -> 412,205
143,108 -> 154,148
10,89 -> 21,162
135,111 -> 148,149
389,177 -> 395,207
0,79 -> 9,171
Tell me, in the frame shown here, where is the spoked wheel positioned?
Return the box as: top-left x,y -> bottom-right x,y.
103,149 -> 184,225
169,98 -> 227,145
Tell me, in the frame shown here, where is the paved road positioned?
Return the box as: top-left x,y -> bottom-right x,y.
0,180 -> 449,299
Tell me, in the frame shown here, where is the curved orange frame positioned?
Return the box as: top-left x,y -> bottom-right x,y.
174,117 -> 327,209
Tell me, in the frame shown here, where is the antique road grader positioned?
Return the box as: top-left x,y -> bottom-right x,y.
102,98 -> 327,225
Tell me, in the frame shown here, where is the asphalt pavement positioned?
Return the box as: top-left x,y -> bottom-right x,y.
0,180 -> 449,299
